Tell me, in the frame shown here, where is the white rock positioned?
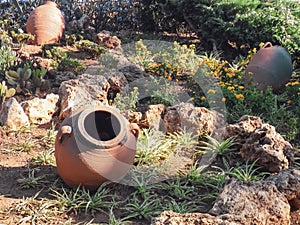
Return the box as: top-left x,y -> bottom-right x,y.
0,97 -> 29,130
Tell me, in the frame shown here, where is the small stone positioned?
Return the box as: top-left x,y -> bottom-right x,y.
0,97 -> 29,130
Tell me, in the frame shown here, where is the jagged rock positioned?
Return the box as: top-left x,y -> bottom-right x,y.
58,73 -> 110,120
122,110 -> 142,124
220,115 -> 294,172
94,31 -> 121,49
143,104 -> 165,130
21,93 -> 59,124
151,211 -> 248,225
209,179 -> 290,225
163,103 -> 225,135
267,168 -> 300,209
106,71 -> 129,95
0,97 -> 29,130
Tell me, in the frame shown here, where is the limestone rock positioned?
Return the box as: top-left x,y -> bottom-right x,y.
58,73 -> 110,120
267,168 -> 300,205
209,179 -> 290,225
151,211 -> 248,225
163,103 -> 225,135
143,104 -> 165,130
106,71 -> 129,95
21,93 -> 59,124
221,115 -> 294,172
0,97 -> 29,130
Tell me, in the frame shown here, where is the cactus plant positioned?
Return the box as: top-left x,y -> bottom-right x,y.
0,81 -> 16,104
5,67 -> 32,89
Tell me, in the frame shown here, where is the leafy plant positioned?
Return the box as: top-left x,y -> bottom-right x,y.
228,160 -> 269,182
17,168 -> 46,189
112,87 -> 139,111
134,128 -> 174,166
10,29 -> 34,44
0,45 -> 17,75
51,183 -> 113,214
199,135 -> 237,156
0,80 -> 15,104
5,66 -> 31,89
30,149 -> 55,166
123,194 -> 161,221
74,40 -> 107,58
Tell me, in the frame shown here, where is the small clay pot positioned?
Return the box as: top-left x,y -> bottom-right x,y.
54,105 -> 140,190
26,1 -> 65,45
245,42 -> 293,91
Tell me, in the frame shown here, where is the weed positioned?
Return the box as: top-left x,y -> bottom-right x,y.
124,194 -> 161,221
134,128 -> 173,166
17,168 -> 46,189
162,198 -> 198,213
228,160 -> 269,182
112,87 -> 139,111
74,39 -> 107,58
51,183 -> 113,214
3,139 -> 36,153
162,178 -> 195,200
30,149 -> 55,166
167,128 -> 199,153
7,192 -> 63,224
199,135 -> 237,156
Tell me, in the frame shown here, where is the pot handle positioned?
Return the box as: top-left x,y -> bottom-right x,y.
59,125 -> 72,144
262,42 -> 272,49
129,123 -> 140,139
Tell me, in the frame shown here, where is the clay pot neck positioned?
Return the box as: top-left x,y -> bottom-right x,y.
76,107 -> 128,149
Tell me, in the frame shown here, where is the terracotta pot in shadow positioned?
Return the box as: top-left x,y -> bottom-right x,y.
26,1 -> 65,45
54,105 -> 140,190
245,42 -> 293,92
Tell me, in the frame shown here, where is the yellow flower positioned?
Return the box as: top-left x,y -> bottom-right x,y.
219,81 -> 225,87
166,64 -> 172,69
259,42 -> 265,48
292,81 -> 299,86
287,100 -> 292,105
189,97 -> 195,101
201,96 -> 206,101
227,86 -> 235,91
253,48 -> 257,53
222,97 -> 226,102
235,93 -> 244,100
207,89 -> 216,94
239,86 -> 244,90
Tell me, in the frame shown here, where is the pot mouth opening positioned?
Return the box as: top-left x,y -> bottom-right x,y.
84,111 -> 121,141
78,108 -> 127,149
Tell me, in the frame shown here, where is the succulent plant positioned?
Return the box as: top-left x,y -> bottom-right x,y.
5,67 -> 32,89
0,80 -> 16,104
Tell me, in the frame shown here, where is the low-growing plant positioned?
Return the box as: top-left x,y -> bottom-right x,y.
0,44 -> 17,75
162,178 -> 195,200
112,87 -> 139,111
51,183 -> 113,215
228,160 -> 269,182
199,135 -> 237,156
74,39 -> 107,58
123,194 -> 161,221
10,29 -> 34,44
17,168 -> 46,189
167,128 -> 199,153
30,149 -> 55,166
134,128 -> 174,166
5,66 -> 31,89
0,80 -> 15,104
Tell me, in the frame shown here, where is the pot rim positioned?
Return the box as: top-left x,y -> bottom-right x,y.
76,105 -> 128,149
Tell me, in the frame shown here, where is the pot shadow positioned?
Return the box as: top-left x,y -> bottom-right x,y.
0,164 -> 64,200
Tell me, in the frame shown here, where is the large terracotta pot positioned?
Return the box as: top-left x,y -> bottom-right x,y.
245,42 -> 293,91
54,105 -> 139,190
26,1 -> 65,45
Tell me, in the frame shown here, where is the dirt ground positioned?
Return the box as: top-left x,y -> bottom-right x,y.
1,44 -> 300,224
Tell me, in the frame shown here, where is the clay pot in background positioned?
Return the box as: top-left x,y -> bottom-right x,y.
245,42 -> 293,92
26,1 -> 65,45
54,105 -> 139,190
